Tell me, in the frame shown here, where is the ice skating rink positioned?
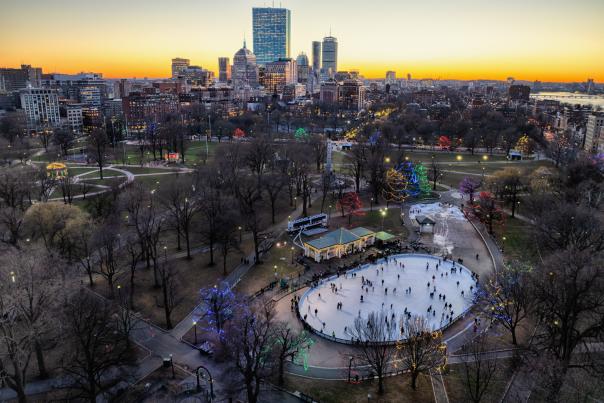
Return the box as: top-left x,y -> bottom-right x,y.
298,254 -> 477,342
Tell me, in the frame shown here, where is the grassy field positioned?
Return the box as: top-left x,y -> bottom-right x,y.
67,166 -> 98,176
283,373 -> 434,403
444,359 -> 513,403
493,216 -> 539,264
112,165 -> 178,174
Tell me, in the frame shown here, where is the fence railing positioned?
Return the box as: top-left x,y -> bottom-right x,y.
295,253 -> 478,346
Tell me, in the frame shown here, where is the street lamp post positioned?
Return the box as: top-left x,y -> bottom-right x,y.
294,196 -> 297,209
348,356 -> 353,382
193,321 -> 198,345
380,209 -> 387,230
195,365 -> 215,400
291,246 -> 295,264
169,354 -> 175,379
163,246 -> 168,263
370,197 -> 373,211
238,226 -> 242,242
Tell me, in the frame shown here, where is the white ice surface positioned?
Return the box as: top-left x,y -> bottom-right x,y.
298,254 -> 476,342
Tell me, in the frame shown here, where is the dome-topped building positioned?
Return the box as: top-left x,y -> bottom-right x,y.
232,40 -> 259,89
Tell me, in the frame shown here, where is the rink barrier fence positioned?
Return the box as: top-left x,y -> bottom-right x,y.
296,253 -> 478,346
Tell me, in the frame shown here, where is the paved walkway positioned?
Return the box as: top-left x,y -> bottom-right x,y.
171,190 -> 325,340
430,370 -> 450,403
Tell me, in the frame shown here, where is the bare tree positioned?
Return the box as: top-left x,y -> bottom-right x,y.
0,291 -> 32,403
428,160 -> 444,191
458,334 -> 499,403
365,140 -> 387,203
398,315 -> 447,390
224,301 -> 277,403
308,134 -> 326,171
530,248 -> 604,391
483,261 -> 532,345
528,199 -> 604,255
94,221 -> 123,299
61,290 -> 135,403
160,176 -> 199,258
123,235 -> 142,309
262,173 -> 286,224
59,175 -> 77,205
198,183 -> 224,266
0,206 -> 25,246
245,136 -> 274,182
346,143 -> 366,193
345,310 -> 399,394
235,176 -> 268,264
121,183 -> 164,287
73,219 -> 97,287
489,167 -> 524,218
52,128 -> 75,157
23,202 -> 85,253
273,322 -> 313,386
88,128 -> 109,180
216,211 -> 241,276
158,262 -> 182,329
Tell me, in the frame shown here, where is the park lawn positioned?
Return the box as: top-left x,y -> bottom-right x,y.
31,150 -> 59,162
112,165 -> 179,174
67,166 -> 98,176
77,168 -> 126,179
444,359 -> 513,403
133,172 -> 187,190
402,151 -> 507,163
92,245 -> 245,329
81,176 -> 127,187
178,141 -> 221,167
493,216 -> 539,264
283,373 -> 435,403
235,234 -> 303,296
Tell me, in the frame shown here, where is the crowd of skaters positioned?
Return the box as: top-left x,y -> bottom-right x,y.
298,254 -> 479,341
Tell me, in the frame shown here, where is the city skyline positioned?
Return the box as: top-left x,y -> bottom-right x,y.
2,0 -> 604,82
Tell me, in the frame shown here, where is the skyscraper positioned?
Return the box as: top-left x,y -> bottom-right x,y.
322,36 -> 338,74
218,57 -> 231,83
252,7 -> 291,65
312,41 -> 321,72
232,41 -> 259,89
171,58 -> 190,79
264,58 -> 297,95
296,53 -> 309,84
385,71 -> 396,84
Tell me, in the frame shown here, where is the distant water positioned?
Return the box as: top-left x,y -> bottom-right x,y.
531,92 -> 604,108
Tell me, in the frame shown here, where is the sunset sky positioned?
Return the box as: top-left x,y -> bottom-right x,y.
2,0 -> 603,82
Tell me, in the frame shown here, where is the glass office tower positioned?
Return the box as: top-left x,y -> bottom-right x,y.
252,7 -> 291,65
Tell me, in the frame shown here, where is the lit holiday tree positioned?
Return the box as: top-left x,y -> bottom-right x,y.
414,162 -> 432,196
399,161 -> 421,198
233,128 -> 246,139
294,127 -> 308,140
383,168 -> 409,203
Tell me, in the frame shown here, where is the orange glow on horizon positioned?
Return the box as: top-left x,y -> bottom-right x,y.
2,0 -> 603,83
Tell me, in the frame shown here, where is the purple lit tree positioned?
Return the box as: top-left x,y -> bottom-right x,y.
459,176 -> 482,204
199,282 -> 242,336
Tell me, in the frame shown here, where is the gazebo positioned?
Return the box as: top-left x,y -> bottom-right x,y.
415,215 -> 436,233
46,162 -> 68,179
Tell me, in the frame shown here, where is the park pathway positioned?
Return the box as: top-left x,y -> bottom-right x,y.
170,190 -> 326,340
430,370 -> 450,403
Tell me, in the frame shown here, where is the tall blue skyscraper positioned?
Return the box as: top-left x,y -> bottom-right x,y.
252,7 -> 291,65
